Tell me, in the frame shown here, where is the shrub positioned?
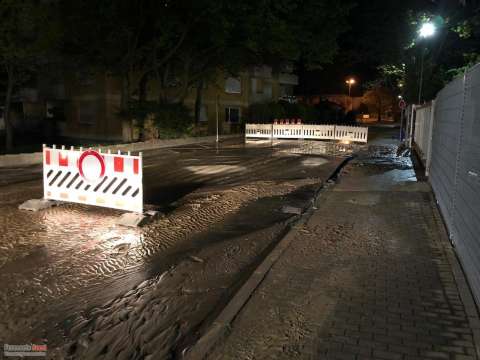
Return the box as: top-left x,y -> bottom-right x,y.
247,102 -> 286,123
128,101 -> 194,139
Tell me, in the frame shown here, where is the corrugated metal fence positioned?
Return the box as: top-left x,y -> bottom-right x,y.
415,63 -> 480,305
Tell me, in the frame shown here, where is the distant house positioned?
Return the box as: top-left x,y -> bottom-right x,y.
59,64 -> 298,142
0,73 -> 66,141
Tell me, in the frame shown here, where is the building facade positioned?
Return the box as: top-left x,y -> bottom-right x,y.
61,65 -> 298,142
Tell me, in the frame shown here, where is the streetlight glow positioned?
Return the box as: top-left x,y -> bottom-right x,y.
345,78 -> 356,111
419,22 -> 435,38
417,21 -> 436,103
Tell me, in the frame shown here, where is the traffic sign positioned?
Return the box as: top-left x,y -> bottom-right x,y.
78,150 -> 105,182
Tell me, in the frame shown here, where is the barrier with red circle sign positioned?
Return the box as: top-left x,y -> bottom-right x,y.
42,145 -> 143,213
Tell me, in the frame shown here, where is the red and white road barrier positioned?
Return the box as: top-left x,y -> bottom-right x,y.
245,124 -> 368,143
42,145 -> 143,213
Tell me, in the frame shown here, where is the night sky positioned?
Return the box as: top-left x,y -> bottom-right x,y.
298,0 -> 441,96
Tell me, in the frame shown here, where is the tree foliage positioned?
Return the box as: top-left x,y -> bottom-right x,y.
61,0 -> 352,107
0,0 -> 59,150
1,0 -> 352,147
362,86 -> 396,122
372,3 -> 480,104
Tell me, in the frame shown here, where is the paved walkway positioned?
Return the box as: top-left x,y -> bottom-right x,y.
208,145 -> 480,360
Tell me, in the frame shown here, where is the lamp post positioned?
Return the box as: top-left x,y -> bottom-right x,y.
417,22 -> 436,104
345,78 -> 355,111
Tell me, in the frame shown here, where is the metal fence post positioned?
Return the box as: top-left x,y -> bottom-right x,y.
408,105 -> 415,148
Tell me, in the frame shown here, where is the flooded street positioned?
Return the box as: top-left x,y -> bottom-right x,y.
0,138 -> 357,358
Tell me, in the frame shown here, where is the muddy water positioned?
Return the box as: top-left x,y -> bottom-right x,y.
0,140 -> 350,358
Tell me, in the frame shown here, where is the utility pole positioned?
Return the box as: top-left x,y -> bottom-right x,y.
418,48 -> 426,104
215,94 -> 219,145
417,21 -> 436,103
345,78 -> 355,112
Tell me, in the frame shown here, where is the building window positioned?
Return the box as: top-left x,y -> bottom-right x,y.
199,105 -> 208,122
78,101 -> 96,125
76,70 -> 96,86
264,82 -> 273,98
225,107 -> 240,123
225,77 -> 241,94
253,78 -> 264,94
280,84 -> 294,97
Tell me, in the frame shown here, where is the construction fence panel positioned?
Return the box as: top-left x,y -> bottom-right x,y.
413,103 -> 435,168
43,145 -> 143,213
245,124 -> 272,139
245,124 -> 368,143
429,63 -> 480,305
272,124 -> 304,139
302,125 -> 336,140
334,125 -> 368,143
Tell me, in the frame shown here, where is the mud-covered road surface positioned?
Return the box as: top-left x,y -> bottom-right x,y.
0,138 -> 358,359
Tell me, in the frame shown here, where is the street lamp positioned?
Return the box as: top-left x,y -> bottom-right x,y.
419,22 -> 435,38
345,78 -> 355,111
345,78 -> 355,97
417,22 -> 436,103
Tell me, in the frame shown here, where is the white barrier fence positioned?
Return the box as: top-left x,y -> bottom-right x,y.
245,124 -> 368,143
334,125 -> 368,143
245,124 -> 273,139
43,145 -> 143,213
412,102 -> 435,175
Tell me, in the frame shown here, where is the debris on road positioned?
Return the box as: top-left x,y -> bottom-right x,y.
281,205 -> 303,215
18,198 -> 58,211
188,255 -> 204,263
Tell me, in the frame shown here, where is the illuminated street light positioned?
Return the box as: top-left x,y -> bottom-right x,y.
345,78 -> 355,95
419,22 -> 436,38
418,22 -> 436,103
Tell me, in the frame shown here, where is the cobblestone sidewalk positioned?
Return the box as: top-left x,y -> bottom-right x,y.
208,149 -> 480,360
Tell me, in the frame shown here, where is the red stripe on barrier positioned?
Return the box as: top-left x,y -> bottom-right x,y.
45,150 -> 50,165
114,156 -> 124,172
59,153 -> 68,167
133,158 -> 139,174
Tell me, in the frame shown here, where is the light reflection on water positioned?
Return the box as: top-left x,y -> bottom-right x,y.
40,207 -> 144,256
245,138 -> 364,157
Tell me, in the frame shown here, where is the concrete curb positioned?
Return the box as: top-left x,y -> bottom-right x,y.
0,135 -> 241,168
182,157 -> 353,360
0,152 -> 43,168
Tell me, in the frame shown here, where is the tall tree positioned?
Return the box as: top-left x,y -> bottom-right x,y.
63,0 -> 353,132
0,0 -> 59,151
